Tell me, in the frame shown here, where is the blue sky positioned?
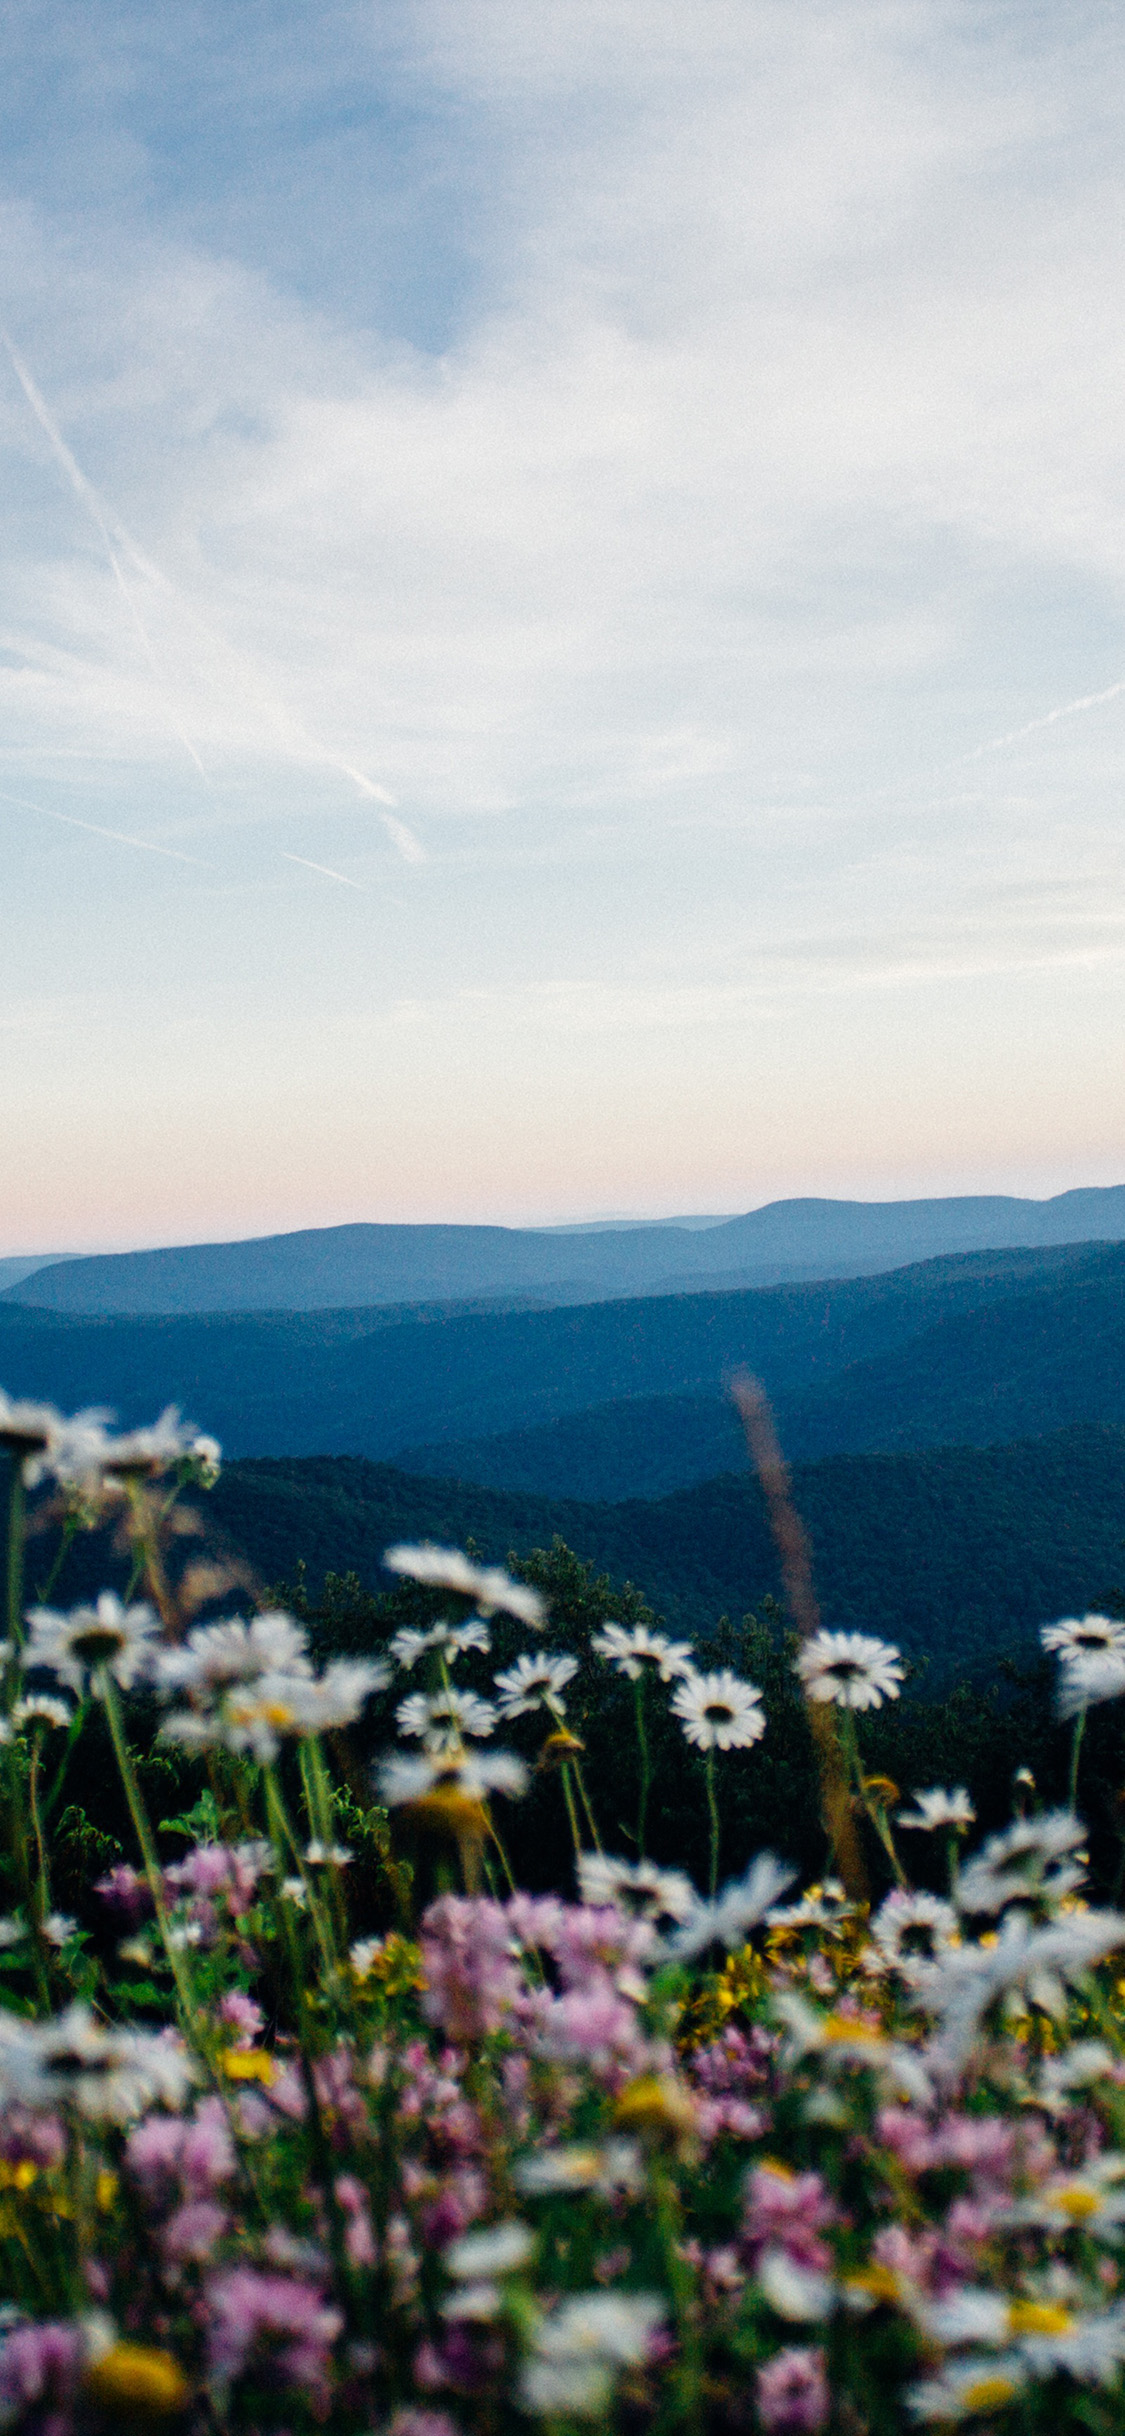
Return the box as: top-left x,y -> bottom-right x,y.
2,0 -> 1125,1250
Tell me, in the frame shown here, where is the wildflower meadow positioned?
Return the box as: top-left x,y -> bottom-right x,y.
4,1386 -> 1125,2434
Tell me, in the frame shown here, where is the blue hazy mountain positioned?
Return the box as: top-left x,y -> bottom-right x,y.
0,1256 -> 70,1293
6,1184 -> 1125,1314
392,1244 -> 1125,1494
202,1422 -> 1125,1681
0,1241 -> 1121,1468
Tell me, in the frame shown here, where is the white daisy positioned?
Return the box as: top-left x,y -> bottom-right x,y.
590,1623 -> 694,1681
897,1788 -> 976,1833
668,1853 -> 796,1960
870,1889 -> 958,1985
670,1669 -> 765,1751
349,1936 -> 386,1975
577,1853 -> 696,1924
1041,1612 -> 1125,1658
279,1658 -> 389,1730
767,1880 -> 853,1932
153,1611 -> 313,1694
0,2004 -> 193,2121
521,2292 -> 663,2417
42,1913 -> 78,1947
956,1811 -> 1087,1918
446,2222 -> 534,2279
24,1595 -> 160,1695
921,1910 -> 1125,2072
907,2355 -> 1027,2421
99,1408 -> 221,1480
795,1630 -> 905,1710
162,1656 -> 386,1763
493,1652 -> 579,1718
0,1390 -> 68,1459
396,1686 -> 498,1748
12,1694 -> 73,1733
388,1618 -> 491,1669
383,1544 -> 546,1626
1055,1648 -> 1125,1719
514,2139 -> 644,2197
376,1748 -> 528,1806
0,1393 -> 114,1488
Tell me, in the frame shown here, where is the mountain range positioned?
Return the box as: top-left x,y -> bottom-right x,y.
3,1241 -> 1124,1476
6,1184 -> 1125,1314
199,1423 -> 1125,1683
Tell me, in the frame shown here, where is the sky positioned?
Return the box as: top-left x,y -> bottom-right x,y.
2,0 -> 1125,1252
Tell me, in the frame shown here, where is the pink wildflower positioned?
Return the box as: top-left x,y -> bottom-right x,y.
126,2098 -> 234,2200
756,2346 -> 830,2433
217,1991 -> 264,2047
205,2268 -> 342,2403
548,1902 -> 657,1989
687,2024 -> 773,2095
95,1863 -> 151,1923
421,1899 -> 523,2041
162,2199 -> 229,2261
335,2176 -> 377,2269
0,2109 -> 66,2170
387,2414 -> 461,2436
166,1842 -> 269,1912
743,2164 -> 835,2271
0,2322 -> 84,2429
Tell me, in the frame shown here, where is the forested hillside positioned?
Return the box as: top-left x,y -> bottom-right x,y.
179,1420 -> 1125,1683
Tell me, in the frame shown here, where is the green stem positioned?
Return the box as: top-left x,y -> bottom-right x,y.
34,1515 -> 79,1608
263,1762 -> 341,2007
1068,1707 -> 1088,1816
100,1672 -> 200,2039
572,1755 -> 603,1854
42,1699 -> 88,1823
5,1455 -> 25,1664
835,1707 -> 904,1885
705,1750 -> 720,1900
559,1760 -> 583,1865
27,1740 -> 49,1929
634,1676 -> 651,1856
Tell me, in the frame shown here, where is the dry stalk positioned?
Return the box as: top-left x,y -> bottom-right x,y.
730,1371 -> 869,1903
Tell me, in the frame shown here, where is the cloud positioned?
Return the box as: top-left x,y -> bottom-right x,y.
3,1 -> 1125,1230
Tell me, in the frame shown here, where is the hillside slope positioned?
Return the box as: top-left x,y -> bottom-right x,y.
390,1249 -> 1125,1495
202,1422 -> 1125,1682
0,1242 -> 1117,1465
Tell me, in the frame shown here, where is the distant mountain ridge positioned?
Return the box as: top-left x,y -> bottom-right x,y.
6,1184 -> 1125,1314
1,1240 -> 1122,1471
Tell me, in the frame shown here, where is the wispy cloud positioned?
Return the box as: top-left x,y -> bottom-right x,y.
967,676 -> 1125,760
279,851 -> 364,888
0,783 -> 211,866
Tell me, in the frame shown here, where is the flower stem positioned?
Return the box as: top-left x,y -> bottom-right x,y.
634,1676 -> 651,1856
559,1759 -> 583,1864
1068,1706 -> 1088,1815
705,1750 -> 720,1899
4,1454 -> 25,1663
100,1672 -> 199,2040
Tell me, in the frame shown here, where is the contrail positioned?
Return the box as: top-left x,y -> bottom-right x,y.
376,809 -> 427,864
2,335 -> 417,849
279,851 -> 364,889
2,331 -> 212,783
0,783 -> 211,866
967,675 -> 1125,760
